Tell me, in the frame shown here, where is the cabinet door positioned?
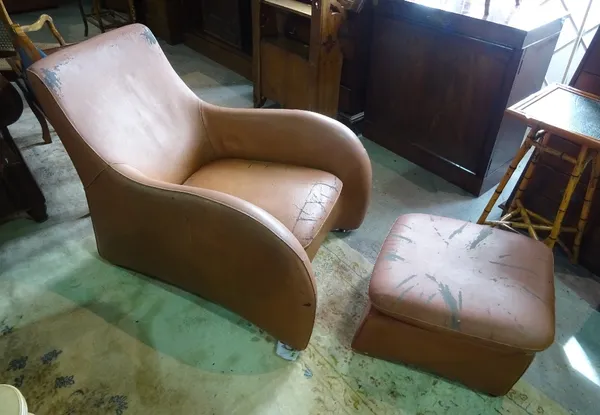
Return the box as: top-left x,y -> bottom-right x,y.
3,0 -> 59,13
201,0 -> 243,48
366,17 -> 513,173
339,3 -> 374,115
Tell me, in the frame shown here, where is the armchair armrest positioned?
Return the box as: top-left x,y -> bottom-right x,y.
86,163 -> 317,350
202,103 -> 372,230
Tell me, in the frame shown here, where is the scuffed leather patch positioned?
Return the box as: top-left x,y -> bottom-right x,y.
141,27 -> 158,46
40,68 -> 62,94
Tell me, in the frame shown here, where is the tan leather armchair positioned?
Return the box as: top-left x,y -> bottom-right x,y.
27,24 -> 371,350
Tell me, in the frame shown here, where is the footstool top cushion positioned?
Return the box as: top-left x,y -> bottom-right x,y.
370,214 -> 555,351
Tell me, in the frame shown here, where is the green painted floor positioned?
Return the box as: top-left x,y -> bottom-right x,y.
1,2 -> 600,414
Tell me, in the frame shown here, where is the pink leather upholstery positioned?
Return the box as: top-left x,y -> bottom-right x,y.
184,159 -> 342,257
371,214 -> 555,351
353,214 -> 555,395
27,24 -> 372,350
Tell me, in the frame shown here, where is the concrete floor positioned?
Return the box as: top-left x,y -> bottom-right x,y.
3,2 -> 600,414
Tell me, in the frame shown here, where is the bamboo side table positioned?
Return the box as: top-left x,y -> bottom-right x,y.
478,84 -> 600,262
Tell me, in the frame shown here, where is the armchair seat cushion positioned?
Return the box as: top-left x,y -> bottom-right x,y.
184,158 -> 342,251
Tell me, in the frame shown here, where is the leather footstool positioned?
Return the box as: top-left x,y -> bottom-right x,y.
351,214 -> 555,396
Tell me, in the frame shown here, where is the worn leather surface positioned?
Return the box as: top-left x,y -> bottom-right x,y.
369,214 -> 555,351
26,24 -> 372,350
201,103 -> 371,230
352,303 -> 535,396
184,159 -> 342,254
353,215 -> 555,396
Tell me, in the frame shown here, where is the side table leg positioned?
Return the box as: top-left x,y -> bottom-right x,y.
510,132 -> 548,211
573,152 -> 600,262
478,129 -> 537,224
547,145 -> 589,249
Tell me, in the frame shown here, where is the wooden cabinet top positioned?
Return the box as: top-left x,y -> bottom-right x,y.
380,0 -> 568,48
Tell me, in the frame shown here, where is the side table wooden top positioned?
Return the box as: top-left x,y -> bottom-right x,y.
506,84 -> 600,148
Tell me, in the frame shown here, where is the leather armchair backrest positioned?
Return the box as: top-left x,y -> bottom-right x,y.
27,24 -> 215,186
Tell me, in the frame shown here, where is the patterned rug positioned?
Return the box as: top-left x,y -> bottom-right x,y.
0,114 -> 570,414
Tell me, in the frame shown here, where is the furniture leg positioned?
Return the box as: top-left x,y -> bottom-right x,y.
547,145 -> 589,249
78,0 -> 89,36
573,152 -> 600,262
15,80 -> 52,144
93,0 -> 105,33
28,96 -> 52,145
510,132 -> 548,210
36,104 -> 52,144
477,128 -> 537,224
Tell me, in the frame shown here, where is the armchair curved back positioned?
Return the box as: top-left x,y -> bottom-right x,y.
27,24 -> 213,186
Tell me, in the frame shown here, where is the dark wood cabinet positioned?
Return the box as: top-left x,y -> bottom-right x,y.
3,0 -> 59,14
0,75 -> 46,223
0,127 -> 47,222
200,0 -> 251,51
338,2 -> 373,121
573,31 -> 600,96
363,0 -> 566,195
180,0 -> 253,79
137,0 -> 185,44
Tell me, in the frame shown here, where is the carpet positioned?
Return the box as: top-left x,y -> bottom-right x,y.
0,116 -> 570,415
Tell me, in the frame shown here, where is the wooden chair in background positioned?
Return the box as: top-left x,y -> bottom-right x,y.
0,0 -> 66,144
78,0 -> 136,37
252,0 -> 347,117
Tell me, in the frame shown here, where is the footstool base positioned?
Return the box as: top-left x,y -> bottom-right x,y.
352,303 -> 534,396
351,214 -> 555,396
